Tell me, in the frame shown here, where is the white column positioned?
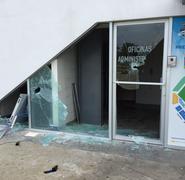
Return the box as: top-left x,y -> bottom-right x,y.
51,59 -> 59,127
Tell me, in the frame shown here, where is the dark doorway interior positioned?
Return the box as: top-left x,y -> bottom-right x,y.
116,40 -> 164,139
78,28 -> 109,126
0,83 -> 28,127
115,23 -> 164,140
117,85 -> 161,139
59,26 -> 109,137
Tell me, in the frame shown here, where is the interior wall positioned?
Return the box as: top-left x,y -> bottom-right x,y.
54,27 -> 109,126
78,30 -> 103,125
135,86 -> 161,105
56,47 -> 77,124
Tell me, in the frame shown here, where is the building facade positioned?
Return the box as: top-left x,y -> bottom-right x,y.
0,0 -> 185,149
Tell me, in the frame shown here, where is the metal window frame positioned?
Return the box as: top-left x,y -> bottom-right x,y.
108,22 -> 113,140
27,79 -> 32,129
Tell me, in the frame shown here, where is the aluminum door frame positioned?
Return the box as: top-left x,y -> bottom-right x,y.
112,19 -> 169,145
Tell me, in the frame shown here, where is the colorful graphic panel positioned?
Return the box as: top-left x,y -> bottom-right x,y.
173,77 -> 185,121
172,17 -> 185,122
168,17 -> 185,148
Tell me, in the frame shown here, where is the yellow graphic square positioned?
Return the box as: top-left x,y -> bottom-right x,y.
172,93 -> 179,104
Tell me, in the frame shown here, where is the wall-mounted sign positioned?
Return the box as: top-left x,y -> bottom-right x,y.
168,17 -> 185,148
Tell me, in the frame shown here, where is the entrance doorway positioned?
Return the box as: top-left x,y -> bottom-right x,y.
112,20 -> 168,143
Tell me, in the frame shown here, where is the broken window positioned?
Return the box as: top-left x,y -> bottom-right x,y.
29,65 -> 68,130
29,25 -> 109,138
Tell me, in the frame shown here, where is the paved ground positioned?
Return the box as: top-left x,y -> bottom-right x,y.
0,130 -> 185,180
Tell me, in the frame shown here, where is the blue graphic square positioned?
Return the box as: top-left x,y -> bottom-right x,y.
176,105 -> 182,112
179,110 -> 185,120
179,98 -> 185,108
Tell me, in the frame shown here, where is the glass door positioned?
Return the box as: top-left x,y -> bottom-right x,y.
113,20 -> 168,143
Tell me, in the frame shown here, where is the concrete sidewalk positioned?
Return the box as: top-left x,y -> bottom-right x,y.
0,131 -> 184,180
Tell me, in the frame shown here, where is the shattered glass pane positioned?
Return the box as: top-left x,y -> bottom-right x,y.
29,64 -> 108,138
0,117 -> 9,125
29,66 -> 68,130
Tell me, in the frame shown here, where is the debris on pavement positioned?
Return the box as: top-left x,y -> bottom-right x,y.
44,165 -> 58,174
15,141 -> 20,146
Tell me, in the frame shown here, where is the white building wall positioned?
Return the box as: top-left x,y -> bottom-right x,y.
0,0 -> 185,100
